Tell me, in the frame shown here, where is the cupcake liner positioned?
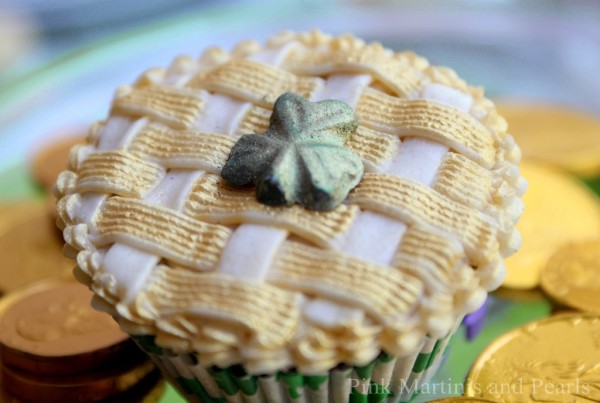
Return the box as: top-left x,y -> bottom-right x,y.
131,318 -> 460,403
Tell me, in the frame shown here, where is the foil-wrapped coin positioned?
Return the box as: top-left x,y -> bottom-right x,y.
31,135 -> 85,192
541,240 -> 600,314
503,161 -> 600,289
492,287 -> 547,303
1,359 -> 157,403
0,278 -> 139,375
497,102 -> 600,177
0,202 -> 73,294
465,313 -> 600,402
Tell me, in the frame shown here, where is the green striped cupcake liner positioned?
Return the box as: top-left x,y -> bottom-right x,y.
131,321 -> 458,403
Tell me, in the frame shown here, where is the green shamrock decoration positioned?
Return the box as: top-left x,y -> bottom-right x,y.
221,92 -> 364,211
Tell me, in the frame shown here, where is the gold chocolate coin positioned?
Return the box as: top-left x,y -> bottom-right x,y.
110,375 -> 166,403
465,313 -> 600,402
31,135 -> 85,191
0,200 -> 47,234
0,278 -> 135,375
541,240 -> 600,313
491,287 -> 546,303
1,358 -> 157,403
503,161 -> 600,289
497,101 -> 600,177
0,201 -> 73,293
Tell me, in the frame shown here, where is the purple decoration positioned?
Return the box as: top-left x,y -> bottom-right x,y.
463,297 -> 489,341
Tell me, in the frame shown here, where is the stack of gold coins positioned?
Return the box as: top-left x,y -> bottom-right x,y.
30,135 -> 86,193
0,135 -> 166,401
497,102 -> 600,178
496,102 -> 600,292
0,134 -> 88,297
0,278 -> 163,402
501,161 -> 600,291
0,200 -> 73,297
460,102 -> 600,402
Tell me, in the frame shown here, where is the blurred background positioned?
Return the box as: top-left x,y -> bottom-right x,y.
1,0 -> 600,183
1,0 -> 600,402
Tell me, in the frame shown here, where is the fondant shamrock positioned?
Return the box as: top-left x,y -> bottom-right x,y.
221,92 -> 364,211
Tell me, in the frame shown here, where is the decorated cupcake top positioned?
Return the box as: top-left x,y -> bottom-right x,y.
55,30 -> 525,375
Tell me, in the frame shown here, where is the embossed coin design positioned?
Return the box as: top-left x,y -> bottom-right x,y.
0,278 -> 135,375
497,102 -> 600,177
465,313 -> 600,402
541,240 -> 600,313
503,161 -> 600,289
0,202 -> 73,293
31,135 -> 85,191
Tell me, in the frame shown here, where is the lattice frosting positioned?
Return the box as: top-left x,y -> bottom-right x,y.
54,30 -> 526,375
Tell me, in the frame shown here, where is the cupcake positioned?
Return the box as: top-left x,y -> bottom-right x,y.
54,30 -> 525,402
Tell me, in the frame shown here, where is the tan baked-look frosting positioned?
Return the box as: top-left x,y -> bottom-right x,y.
55,30 -> 525,375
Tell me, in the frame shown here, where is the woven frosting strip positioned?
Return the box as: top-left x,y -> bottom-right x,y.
269,241 -> 424,322
350,173 -> 498,266
236,104 -> 271,134
348,127 -> 400,171
184,174 -> 358,248
391,225 -> 463,294
356,90 -> 497,168
188,59 -> 321,107
434,152 -> 496,212
75,151 -> 165,197
112,86 -> 205,129
129,122 -> 236,173
236,105 -> 400,171
284,41 -> 422,97
95,197 -> 231,270
138,266 -> 301,347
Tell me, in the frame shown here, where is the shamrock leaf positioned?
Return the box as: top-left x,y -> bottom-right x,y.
221,92 -> 364,211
